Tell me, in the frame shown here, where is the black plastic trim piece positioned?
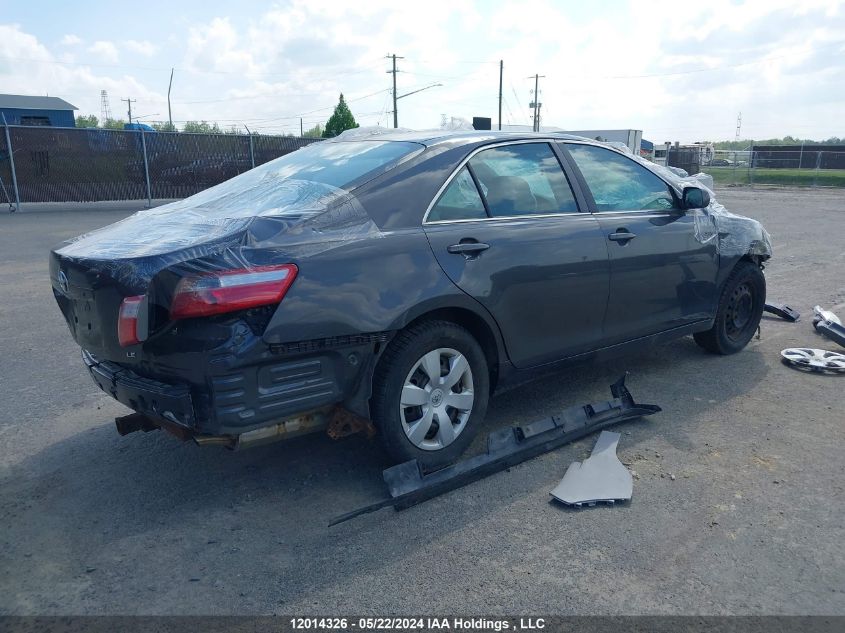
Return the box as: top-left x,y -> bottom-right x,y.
764,302 -> 800,322
83,350 -> 195,428
269,332 -> 390,355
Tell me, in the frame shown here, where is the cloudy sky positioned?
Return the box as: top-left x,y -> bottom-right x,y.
2,0 -> 843,142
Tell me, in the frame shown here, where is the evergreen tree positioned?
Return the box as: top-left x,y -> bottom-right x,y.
322,94 -> 359,138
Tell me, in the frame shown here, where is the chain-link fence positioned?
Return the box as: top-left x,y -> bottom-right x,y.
0,124 -> 320,208
701,149 -> 845,188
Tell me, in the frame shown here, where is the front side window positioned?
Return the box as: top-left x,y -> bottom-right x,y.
428,166 -> 487,222
469,143 -> 579,217
566,144 -> 679,212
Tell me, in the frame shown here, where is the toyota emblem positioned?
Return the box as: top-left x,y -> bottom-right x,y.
58,270 -> 69,293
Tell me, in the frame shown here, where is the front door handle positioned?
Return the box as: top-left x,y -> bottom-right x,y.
447,241 -> 490,258
608,230 -> 637,243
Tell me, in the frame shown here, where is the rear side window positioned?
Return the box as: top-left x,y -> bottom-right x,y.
566,144 -> 678,211
469,143 -> 579,217
428,166 -> 487,222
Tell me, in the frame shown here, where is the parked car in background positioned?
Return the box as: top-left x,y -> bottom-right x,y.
710,158 -> 734,167
50,131 -> 772,469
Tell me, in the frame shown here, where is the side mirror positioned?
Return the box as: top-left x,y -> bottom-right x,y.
682,186 -> 710,209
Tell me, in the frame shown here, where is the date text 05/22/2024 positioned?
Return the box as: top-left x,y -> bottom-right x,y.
289,617 -> 547,631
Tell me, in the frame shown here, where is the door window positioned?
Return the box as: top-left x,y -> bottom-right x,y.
428,166 -> 487,221
566,144 -> 679,212
469,143 -> 579,217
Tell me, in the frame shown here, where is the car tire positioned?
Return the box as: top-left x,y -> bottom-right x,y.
371,320 -> 489,471
694,260 -> 766,355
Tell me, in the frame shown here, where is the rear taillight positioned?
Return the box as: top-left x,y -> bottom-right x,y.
118,295 -> 145,347
169,264 -> 298,320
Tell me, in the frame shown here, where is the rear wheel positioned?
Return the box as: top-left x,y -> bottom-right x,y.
694,260 -> 766,354
371,320 -> 489,470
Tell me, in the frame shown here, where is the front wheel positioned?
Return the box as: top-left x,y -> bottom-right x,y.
371,320 -> 489,470
694,260 -> 766,354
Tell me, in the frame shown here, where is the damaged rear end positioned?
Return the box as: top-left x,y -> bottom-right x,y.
50,139 -> 422,447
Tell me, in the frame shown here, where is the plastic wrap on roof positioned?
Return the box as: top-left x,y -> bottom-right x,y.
604,141 -> 633,154
440,116 -> 474,131
628,152 -> 772,260
691,172 -> 714,190
333,126 -> 416,140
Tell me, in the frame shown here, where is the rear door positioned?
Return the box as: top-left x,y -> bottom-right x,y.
423,141 -> 610,369
560,142 -> 719,344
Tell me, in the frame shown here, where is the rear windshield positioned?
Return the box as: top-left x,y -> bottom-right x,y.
258,140 -> 422,188
56,140 -> 421,260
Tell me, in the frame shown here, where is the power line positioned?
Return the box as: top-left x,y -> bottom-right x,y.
0,54 -> 388,79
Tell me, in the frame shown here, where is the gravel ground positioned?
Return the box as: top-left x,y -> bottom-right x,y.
0,188 -> 843,615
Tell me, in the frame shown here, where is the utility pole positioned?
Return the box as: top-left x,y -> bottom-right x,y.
386,53 -> 404,128
498,60 -> 503,131
734,111 -> 742,143
300,118 -> 303,137
167,68 -> 174,130
121,97 -> 137,124
527,74 -> 545,132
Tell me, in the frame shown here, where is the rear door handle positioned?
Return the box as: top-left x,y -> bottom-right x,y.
447,241 -> 490,257
608,230 -> 637,243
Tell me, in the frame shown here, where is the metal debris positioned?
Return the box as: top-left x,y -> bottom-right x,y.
813,306 -> 845,349
813,305 -> 842,326
326,407 -> 377,440
550,431 -> 632,507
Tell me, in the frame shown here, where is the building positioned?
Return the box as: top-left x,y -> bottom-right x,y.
0,94 -> 78,127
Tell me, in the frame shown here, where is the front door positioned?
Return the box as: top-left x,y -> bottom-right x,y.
562,142 -> 720,344
423,141 -> 610,369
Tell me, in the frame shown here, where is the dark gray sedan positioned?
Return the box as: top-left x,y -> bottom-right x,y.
50,130 -> 772,469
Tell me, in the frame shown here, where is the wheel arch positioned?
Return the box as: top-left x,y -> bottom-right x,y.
383,302 -> 507,394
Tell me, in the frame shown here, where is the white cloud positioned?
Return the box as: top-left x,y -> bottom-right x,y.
60,34 -> 81,46
1,1 -> 843,140
124,40 -> 157,57
87,40 -> 119,63
0,25 -> 163,120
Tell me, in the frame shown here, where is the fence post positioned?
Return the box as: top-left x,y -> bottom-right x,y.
731,150 -> 738,186
139,129 -> 152,207
748,150 -> 755,187
814,151 -> 822,188
243,128 -> 255,169
1,114 -> 21,212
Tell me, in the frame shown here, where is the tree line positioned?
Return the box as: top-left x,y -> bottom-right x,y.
711,136 -> 844,150
73,93 -> 361,138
